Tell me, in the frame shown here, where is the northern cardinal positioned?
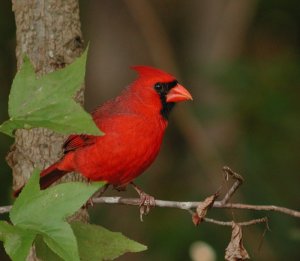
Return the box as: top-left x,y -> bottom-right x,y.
14,66 -> 192,205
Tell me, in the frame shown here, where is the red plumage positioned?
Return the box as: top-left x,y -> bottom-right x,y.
14,66 -> 192,196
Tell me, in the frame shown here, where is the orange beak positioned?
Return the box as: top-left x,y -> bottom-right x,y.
166,84 -> 193,103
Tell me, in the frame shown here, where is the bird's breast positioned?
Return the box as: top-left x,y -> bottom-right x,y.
74,114 -> 167,185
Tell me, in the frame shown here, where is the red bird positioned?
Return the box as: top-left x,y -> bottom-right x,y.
15,66 -> 192,208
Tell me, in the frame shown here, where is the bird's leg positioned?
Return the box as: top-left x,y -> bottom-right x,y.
93,183 -> 110,198
130,182 -> 155,221
85,183 -> 110,208
114,184 -> 127,192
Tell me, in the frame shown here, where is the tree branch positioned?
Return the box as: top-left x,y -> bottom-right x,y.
1,167 -> 299,225
89,197 -> 300,218
1,197 -> 299,218
0,205 -> 12,214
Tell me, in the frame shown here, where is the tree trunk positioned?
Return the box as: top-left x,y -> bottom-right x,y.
7,1 -> 88,258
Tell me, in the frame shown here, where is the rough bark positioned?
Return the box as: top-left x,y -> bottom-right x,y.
7,0 -> 88,232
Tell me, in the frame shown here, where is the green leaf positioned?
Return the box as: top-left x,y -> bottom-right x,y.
0,221 -> 35,261
9,169 -> 104,261
0,48 -> 102,137
1,170 -> 145,261
41,223 -> 79,261
35,222 -> 147,261
71,221 -> 147,261
35,235 -> 63,261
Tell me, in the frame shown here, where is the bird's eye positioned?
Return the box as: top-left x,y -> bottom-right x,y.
154,83 -> 163,92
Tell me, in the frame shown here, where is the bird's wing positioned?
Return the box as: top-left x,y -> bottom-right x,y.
62,108 -> 138,154
63,101 -> 146,155
63,134 -> 97,154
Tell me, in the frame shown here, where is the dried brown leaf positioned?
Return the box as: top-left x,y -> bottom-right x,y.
225,223 -> 250,261
193,194 -> 217,226
192,213 -> 201,226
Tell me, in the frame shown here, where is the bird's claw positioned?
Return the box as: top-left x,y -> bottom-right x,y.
139,192 -> 156,221
129,182 -> 155,221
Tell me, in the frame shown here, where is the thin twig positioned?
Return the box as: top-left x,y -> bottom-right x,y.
219,166 -> 244,205
204,217 -> 268,227
219,203 -> 300,218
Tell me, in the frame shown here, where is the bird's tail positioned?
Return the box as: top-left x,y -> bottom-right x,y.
39,162 -> 69,189
13,162 -> 69,197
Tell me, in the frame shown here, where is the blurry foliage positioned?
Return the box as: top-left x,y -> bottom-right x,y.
207,57 -> 300,201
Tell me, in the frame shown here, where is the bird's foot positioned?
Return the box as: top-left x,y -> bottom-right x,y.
139,191 -> 156,221
83,183 -> 110,209
130,182 -> 156,221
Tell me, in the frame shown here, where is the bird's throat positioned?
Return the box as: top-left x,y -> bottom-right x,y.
160,95 -> 175,120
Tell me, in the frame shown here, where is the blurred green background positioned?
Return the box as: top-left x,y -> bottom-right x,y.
1,0 -> 300,260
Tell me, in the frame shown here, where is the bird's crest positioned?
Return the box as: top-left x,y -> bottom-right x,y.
131,65 -> 175,82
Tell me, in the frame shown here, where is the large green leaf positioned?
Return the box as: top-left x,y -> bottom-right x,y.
1,170 -> 146,261
71,222 -> 147,261
0,221 -> 35,261
35,222 -> 147,261
35,235 -> 64,261
8,169 -> 104,261
0,49 -> 102,136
